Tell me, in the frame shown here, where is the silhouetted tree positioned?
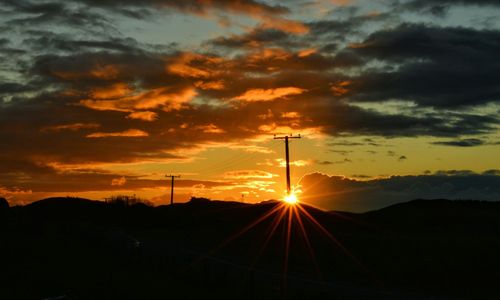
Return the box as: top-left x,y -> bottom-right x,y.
0,197 -> 8,230
0,197 -> 8,210
104,195 -> 152,207
189,197 -> 211,205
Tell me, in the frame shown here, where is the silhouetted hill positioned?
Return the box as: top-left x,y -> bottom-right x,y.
361,199 -> 500,234
1,198 -> 499,299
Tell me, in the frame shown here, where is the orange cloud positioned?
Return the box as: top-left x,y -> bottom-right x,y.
298,48 -> 317,57
276,158 -> 312,167
247,48 -> 291,63
281,112 -> 301,119
86,129 -> 149,138
195,124 -> 225,134
331,80 -> 352,96
91,83 -> 132,99
135,87 -> 197,110
260,17 -> 309,34
223,170 -> 276,179
258,123 -> 296,134
194,80 -> 225,90
167,52 -> 224,78
80,87 -> 197,112
233,87 -> 306,102
41,123 -> 100,132
111,176 -> 127,186
127,111 -> 158,121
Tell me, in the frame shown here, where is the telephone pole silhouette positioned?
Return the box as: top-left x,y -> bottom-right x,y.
274,134 -> 301,195
165,174 -> 181,205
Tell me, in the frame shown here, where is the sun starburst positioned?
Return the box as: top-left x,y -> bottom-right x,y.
283,192 -> 298,205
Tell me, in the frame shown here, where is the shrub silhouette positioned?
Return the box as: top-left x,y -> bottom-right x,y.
0,197 -> 8,210
104,194 -> 152,207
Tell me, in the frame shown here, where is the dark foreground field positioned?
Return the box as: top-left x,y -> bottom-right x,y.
1,198 -> 499,299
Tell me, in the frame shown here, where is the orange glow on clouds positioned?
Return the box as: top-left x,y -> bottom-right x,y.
91,83 -> 132,100
111,176 -> 127,186
167,52 -> 224,78
233,87 -> 306,102
195,124 -> 226,134
80,87 -> 197,113
276,159 -> 312,167
86,129 -> 149,138
298,48 -> 317,57
41,123 -> 100,132
331,81 -> 352,96
223,170 -> 276,179
127,111 -> 158,121
260,17 -> 309,34
194,80 -> 225,90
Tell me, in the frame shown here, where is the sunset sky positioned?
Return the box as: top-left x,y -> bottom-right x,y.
1,0 -> 499,211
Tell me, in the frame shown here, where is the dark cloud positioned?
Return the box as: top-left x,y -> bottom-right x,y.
483,169 -> 500,176
307,11 -> 393,40
1,39 -> 497,177
313,100 -> 498,137
23,33 -> 144,54
399,0 -> 500,15
77,0 -> 289,16
315,160 -> 334,165
432,138 -> 485,147
299,172 -> 500,212
0,0 -> 114,32
346,24 -> 500,108
328,138 -> 384,147
1,0 -> 289,22
208,28 -> 295,49
314,158 -> 351,165
208,10 -> 393,52
434,170 -> 477,176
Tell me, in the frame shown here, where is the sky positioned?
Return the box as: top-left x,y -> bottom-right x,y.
0,0 -> 499,211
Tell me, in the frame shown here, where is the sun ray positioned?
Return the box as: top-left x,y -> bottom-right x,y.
292,205 -> 323,280
281,205 -> 293,298
250,205 -> 289,270
189,202 -> 285,268
296,204 -> 372,275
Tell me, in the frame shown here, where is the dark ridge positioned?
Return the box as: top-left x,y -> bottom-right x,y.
26,196 -> 104,208
1,198 -> 499,299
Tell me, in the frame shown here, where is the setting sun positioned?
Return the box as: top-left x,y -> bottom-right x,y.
283,193 -> 298,205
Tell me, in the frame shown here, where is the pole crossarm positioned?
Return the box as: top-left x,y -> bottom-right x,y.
165,174 -> 181,205
273,134 -> 301,140
273,134 -> 301,195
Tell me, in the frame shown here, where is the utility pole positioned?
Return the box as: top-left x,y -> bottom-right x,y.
165,174 -> 180,205
274,134 -> 301,195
